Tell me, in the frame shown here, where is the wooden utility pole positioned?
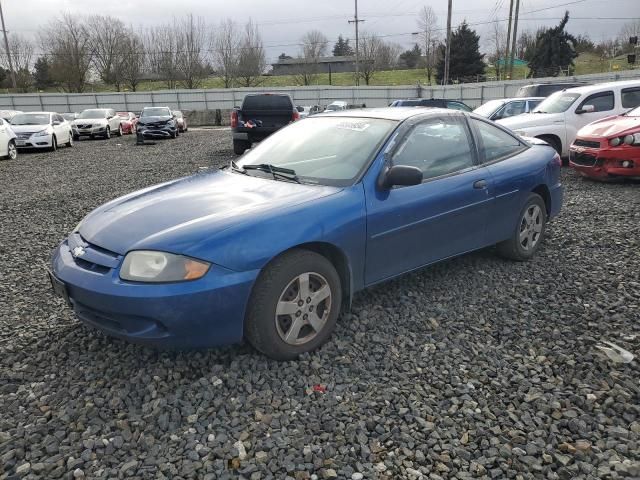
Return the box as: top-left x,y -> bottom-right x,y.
443,0 -> 452,85
508,0 -> 521,79
0,0 -> 16,89
348,0 -> 365,86
504,0 -> 514,80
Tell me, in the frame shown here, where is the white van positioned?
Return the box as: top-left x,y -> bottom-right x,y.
498,80 -> 640,157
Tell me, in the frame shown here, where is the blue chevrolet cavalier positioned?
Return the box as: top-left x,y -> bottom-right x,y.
50,108 -> 563,360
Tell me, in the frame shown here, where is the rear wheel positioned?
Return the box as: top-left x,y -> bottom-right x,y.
497,193 -> 547,261
233,139 -> 250,155
66,132 -> 73,147
245,250 -> 342,360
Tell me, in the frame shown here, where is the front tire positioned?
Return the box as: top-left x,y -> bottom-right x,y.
245,250 -> 342,360
116,124 -> 123,137
50,135 -> 57,152
233,139 -> 250,155
497,193 -> 547,261
104,127 -> 111,139
4,140 -> 17,160
66,132 -> 73,147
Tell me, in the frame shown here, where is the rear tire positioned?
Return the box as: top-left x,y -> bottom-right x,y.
233,139 -> 250,155
497,193 -> 547,261
66,133 -> 73,147
245,250 -> 342,360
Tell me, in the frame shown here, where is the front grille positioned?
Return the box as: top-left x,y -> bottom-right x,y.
574,139 -> 600,149
17,133 -> 34,139
76,124 -> 92,129
570,151 -> 598,167
67,233 -> 120,273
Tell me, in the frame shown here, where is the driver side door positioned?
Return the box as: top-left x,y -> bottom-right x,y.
364,114 -> 494,285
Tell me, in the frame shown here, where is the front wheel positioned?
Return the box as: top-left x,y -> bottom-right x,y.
245,250 -> 342,360
104,127 -> 111,139
66,132 -> 73,147
4,141 -> 17,160
50,135 -> 57,152
497,193 -> 547,261
116,124 -> 123,137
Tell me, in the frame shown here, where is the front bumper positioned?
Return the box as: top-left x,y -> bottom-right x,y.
15,134 -> 53,149
569,143 -> 640,179
51,236 -> 258,349
138,124 -> 177,138
73,125 -> 107,137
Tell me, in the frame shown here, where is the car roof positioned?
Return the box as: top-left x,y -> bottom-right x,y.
560,80 -> 640,95
18,111 -> 54,115
318,107 -> 452,121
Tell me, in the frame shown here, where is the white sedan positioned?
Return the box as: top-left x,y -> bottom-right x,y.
9,112 -> 74,151
0,117 -> 17,160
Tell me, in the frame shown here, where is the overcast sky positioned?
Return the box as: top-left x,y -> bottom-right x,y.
3,0 -> 638,62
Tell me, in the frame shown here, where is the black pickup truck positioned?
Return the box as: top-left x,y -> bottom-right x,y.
231,93 -> 299,154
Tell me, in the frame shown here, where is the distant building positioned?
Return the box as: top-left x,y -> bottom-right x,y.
271,56 -> 357,76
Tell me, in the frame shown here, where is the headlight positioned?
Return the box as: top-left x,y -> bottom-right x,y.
168,120 -> 175,126
120,251 -> 210,282
622,133 -> 640,145
34,129 -> 50,137
610,137 -> 622,147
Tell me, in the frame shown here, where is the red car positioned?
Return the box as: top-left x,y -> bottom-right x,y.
117,112 -> 138,135
570,105 -> 640,180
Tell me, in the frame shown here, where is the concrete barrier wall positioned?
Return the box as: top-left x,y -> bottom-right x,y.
1,70 -> 638,125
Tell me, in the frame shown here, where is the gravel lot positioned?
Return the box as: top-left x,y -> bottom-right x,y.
1,130 -> 639,480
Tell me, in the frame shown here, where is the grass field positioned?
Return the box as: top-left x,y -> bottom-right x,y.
14,52 -> 638,94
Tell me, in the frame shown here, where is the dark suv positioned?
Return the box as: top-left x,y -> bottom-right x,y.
231,94 -> 299,154
137,107 -> 179,139
389,98 -> 472,111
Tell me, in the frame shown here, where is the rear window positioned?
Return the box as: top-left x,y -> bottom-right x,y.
621,87 -> 640,109
243,95 -> 292,110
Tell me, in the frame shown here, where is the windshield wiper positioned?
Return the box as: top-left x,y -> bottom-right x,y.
229,160 -> 249,175
239,163 -> 301,183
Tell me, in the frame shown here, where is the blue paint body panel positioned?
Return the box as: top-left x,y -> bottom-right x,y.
51,109 -> 563,349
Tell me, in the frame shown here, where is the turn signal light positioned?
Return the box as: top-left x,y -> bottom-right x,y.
184,259 -> 210,280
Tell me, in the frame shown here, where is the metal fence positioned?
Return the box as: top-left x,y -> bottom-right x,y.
1,70 -> 638,113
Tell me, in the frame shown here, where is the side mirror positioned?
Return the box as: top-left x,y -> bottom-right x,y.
578,104 -> 595,114
52,120 -> 61,126
379,165 -> 423,189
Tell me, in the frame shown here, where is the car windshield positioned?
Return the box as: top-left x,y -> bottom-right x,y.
626,105 -> 640,116
532,93 -> 581,113
142,108 -> 171,117
473,100 -> 505,117
10,113 -> 50,125
236,117 -> 397,187
62,113 -> 76,121
173,111 -> 183,118
117,112 -> 130,119
79,109 -> 108,119
325,104 -> 342,111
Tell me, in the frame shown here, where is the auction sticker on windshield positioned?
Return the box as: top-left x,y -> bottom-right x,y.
336,121 -> 371,132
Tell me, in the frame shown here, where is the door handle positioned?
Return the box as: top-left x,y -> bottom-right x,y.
473,179 -> 487,189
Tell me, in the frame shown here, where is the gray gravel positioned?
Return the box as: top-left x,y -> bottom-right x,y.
1,129 -> 639,479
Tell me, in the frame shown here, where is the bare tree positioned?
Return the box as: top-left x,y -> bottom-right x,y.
2,34 -> 34,92
236,20 -> 266,87
145,24 -> 180,89
358,33 -> 399,85
294,30 -> 329,86
618,20 -> 640,53
417,6 -> 439,84
213,19 -> 240,88
87,15 -> 128,90
120,31 -> 146,91
175,14 -> 209,89
39,14 -> 93,93
488,22 -> 507,80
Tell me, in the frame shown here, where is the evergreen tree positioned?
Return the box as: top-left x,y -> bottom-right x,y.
332,35 -> 354,56
436,22 -> 485,84
528,12 -> 578,77
33,57 -> 52,90
399,44 -> 422,69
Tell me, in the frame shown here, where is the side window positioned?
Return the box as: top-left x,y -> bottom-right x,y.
473,119 -> 526,163
502,100 -> 526,118
446,101 -> 470,112
621,87 -> 640,109
577,91 -> 614,113
392,117 -> 475,181
527,100 -> 542,112
55,114 -> 64,123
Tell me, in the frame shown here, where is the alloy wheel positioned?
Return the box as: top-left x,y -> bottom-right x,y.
275,272 -> 332,346
519,204 -> 543,251
8,142 -> 17,160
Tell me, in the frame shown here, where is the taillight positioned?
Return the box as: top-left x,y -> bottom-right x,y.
292,110 -> 300,122
230,110 -> 238,128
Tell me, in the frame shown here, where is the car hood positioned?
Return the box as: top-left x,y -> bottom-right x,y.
138,116 -> 172,123
72,118 -> 107,126
498,112 -> 564,129
577,115 -> 640,138
79,171 -> 340,256
9,124 -> 50,133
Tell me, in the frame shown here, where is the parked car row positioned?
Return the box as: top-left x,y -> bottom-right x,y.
0,106 -> 189,161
